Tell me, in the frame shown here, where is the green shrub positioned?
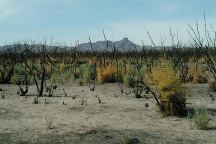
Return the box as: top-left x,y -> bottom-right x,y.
63,71 -> 72,80
121,135 -> 139,144
14,64 -> 26,75
80,64 -> 96,83
123,74 -> 134,88
10,73 -> 19,84
11,64 -> 33,84
121,135 -> 132,144
51,72 -> 64,84
193,108 -> 210,130
11,72 -> 33,85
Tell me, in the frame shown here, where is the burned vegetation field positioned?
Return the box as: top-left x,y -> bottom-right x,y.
0,33 -> 216,144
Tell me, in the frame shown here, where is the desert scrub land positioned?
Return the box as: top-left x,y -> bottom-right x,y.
0,82 -> 215,144
0,25 -> 216,143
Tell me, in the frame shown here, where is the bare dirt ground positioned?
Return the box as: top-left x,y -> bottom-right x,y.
0,81 -> 215,144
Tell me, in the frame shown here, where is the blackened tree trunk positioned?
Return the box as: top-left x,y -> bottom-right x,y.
38,66 -> 46,96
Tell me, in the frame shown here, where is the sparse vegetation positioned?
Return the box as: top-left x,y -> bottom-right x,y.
80,64 -> 95,83
121,135 -> 139,144
123,74 -> 135,88
193,108 -> 210,130
1,14 -> 216,144
51,72 -> 64,84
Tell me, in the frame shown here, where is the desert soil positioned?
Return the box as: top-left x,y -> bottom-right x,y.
0,81 -> 215,144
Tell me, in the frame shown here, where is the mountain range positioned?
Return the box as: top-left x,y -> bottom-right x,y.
0,38 -> 147,51
79,37 -> 141,51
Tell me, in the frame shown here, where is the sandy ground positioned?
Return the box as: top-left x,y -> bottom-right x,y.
0,81 -> 215,144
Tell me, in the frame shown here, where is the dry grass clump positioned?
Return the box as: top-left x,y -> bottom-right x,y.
151,59 -> 186,116
97,64 -> 118,83
188,62 -> 207,83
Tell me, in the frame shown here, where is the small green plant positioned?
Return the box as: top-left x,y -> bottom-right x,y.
63,71 -> 72,81
51,72 -> 64,84
121,135 -> 133,144
12,64 -> 33,84
80,64 -> 95,83
11,70 -> 33,85
45,115 -> 54,129
10,73 -> 19,84
123,74 -> 134,88
121,135 -> 139,144
14,64 -> 26,75
193,108 -> 210,130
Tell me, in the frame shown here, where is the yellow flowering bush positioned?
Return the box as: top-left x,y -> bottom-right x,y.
151,59 -> 186,116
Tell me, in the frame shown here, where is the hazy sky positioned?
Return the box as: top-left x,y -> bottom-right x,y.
0,0 -> 216,46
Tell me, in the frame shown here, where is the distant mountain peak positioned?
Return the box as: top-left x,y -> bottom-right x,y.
79,37 -> 140,51
121,37 -> 129,41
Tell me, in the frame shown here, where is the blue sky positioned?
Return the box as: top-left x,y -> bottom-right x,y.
0,0 -> 216,46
